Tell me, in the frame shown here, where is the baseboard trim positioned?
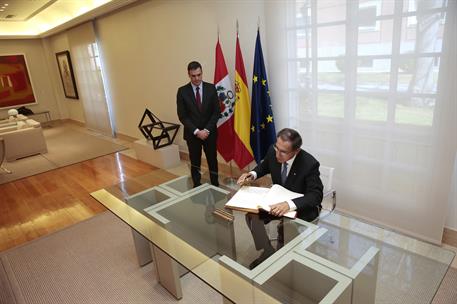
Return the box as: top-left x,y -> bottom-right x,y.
178,151 -> 250,177
115,132 -> 138,143
443,227 -> 457,247
59,121 -> 138,143
61,118 -> 85,127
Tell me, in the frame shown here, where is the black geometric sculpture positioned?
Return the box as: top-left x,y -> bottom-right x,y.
138,108 -> 180,149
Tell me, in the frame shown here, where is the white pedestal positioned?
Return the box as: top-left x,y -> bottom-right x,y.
133,139 -> 180,169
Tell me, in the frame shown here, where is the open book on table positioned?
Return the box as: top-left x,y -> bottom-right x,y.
224,185 -> 303,219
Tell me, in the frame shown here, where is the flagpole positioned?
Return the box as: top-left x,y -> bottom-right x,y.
223,160 -> 238,189
221,18 -> 240,189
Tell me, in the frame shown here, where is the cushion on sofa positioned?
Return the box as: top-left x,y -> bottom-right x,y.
16,121 -> 27,129
25,119 -> 41,128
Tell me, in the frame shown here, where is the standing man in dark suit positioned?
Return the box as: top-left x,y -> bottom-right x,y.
237,128 -> 323,268
177,61 -> 220,187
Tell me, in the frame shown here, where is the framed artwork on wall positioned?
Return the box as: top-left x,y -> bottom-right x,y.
56,50 -> 79,99
0,54 -> 37,109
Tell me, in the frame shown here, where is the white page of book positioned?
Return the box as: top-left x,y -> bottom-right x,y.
225,185 -> 300,218
261,184 -> 304,206
225,186 -> 270,209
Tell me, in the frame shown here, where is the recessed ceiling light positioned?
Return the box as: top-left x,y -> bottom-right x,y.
4,3 -> 8,6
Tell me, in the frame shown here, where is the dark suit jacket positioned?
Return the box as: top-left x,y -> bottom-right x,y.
176,82 -> 220,140
253,146 -> 324,221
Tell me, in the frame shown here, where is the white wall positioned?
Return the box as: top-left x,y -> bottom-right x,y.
264,1 -> 289,131
43,33 -> 86,123
0,35 -> 87,123
0,39 -> 60,120
95,0 -> 266,150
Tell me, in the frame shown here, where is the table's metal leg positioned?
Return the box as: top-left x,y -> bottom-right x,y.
131,229 -> 153,266
214,209 -> 236,260
178,262 -> 189,277
353,248 -> 379,304
151,244 -> 183,299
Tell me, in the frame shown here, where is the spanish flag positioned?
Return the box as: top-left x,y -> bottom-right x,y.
233,35 -> 254,169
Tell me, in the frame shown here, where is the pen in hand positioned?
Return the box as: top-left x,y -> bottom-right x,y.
237,173 -> 254,185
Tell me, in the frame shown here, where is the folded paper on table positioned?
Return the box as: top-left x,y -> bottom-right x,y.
225,185 -> 302,219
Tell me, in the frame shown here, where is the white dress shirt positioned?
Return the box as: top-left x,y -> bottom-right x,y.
249,152 -> 298,211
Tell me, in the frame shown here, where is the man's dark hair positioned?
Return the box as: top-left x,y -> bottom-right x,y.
187,61 -> 202,71
277,128 -> 302,150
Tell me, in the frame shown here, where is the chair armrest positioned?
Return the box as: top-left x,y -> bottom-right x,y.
312,189 -> 336,224
323,189 -> 336,212
324,188 -> 336,199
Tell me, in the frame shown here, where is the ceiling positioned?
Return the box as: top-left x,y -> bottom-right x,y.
0,0 -> 57,21
0,0 -> 137,38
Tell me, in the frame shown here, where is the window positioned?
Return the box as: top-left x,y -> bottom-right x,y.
281,0 -> 454,244
359,1 -> 381,32
87,43 -> 101,71
287,0 -> 448,126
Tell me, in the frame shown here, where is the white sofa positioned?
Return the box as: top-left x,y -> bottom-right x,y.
0,114 -> 28,125
0,119 -> 48,161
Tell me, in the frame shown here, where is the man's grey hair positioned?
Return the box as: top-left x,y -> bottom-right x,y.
277,128 -> 302,150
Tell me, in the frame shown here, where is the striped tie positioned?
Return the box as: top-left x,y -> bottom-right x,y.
281,162 -> 288,185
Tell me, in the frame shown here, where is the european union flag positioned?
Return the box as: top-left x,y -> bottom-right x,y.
250,30 -> 276,163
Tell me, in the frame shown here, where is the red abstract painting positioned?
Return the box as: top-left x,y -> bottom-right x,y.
0,54 -> 36,108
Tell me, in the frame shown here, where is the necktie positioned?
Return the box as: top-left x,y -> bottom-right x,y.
281,162 -> 288,185
195,86 -> 202,111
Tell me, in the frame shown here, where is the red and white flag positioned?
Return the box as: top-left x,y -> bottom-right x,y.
214,39 -> 235,162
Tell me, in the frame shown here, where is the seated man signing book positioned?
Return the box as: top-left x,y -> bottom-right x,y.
237,128 -> 323,268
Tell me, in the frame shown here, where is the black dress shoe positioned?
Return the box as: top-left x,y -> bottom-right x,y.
249,248 -> 275,269
249,256 -> 263,270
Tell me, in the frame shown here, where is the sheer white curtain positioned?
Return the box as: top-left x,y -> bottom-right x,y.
266,0 -> 456,243
67,22 -> 113,136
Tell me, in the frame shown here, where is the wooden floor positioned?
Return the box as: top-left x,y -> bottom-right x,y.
0,153 -> 158,252
2,150 -> 456,256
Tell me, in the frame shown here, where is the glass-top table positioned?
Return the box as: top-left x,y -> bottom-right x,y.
91,168 -> 455,304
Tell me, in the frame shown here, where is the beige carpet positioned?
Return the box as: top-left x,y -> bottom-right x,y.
0,211 -> 456,304
432,267 -> 457,304
0,123 -> 127,185
0,212 -> 222,304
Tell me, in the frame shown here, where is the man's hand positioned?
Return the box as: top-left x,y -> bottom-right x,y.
237,172 -> 254,185
269,202 -> 290,217
196,130 -> 209,140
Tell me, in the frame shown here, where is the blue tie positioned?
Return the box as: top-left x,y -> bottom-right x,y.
281,162 -> 288,185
